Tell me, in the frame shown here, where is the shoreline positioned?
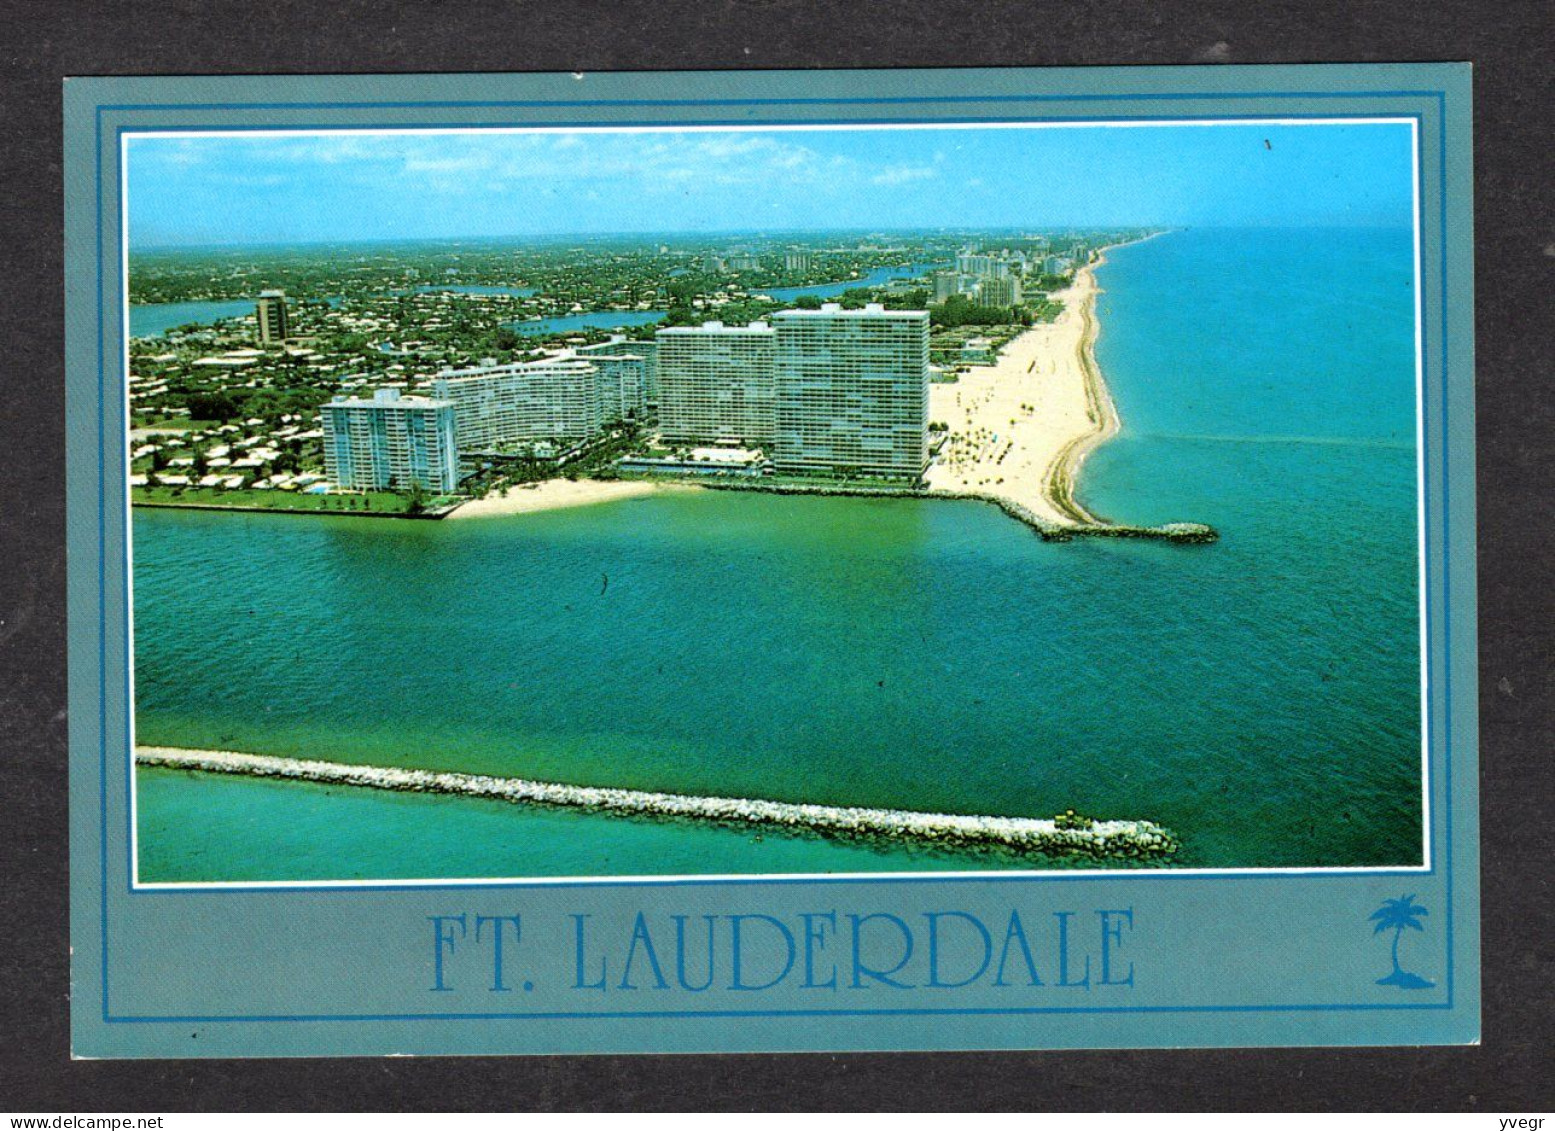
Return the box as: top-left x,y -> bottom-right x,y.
136,745 -> 1180,862
443,477 -> 693,519
924,238 -> 1134,528
919,232 -> 1212,542
1038,246 -> 1123,525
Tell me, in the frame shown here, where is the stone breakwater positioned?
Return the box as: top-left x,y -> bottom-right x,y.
698,481 -> 1216,545
136,746 -> 1180,861
940,490 -> 1217,544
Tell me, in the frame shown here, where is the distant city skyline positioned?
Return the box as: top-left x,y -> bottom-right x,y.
127,122 -> 1416,248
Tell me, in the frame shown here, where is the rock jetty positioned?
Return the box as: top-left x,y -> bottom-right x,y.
699,481 -> 1216,545
136,746 -> 1180,861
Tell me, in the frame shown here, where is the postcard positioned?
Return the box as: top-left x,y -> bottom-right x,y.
65,63 -> 1478,1057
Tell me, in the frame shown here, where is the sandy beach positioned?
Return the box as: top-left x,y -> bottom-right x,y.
445,477 -> 692,519
924,252 -> 1121,527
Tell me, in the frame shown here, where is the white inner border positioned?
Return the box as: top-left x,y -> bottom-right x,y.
121,118 -> 1430,889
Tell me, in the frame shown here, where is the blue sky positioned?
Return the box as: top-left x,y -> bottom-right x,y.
126,122 -> 1416,247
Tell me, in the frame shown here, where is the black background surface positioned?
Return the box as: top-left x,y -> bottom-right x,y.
1,0 -> 1550,1112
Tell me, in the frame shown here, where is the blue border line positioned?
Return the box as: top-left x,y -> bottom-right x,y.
94,91 -> 1455,1025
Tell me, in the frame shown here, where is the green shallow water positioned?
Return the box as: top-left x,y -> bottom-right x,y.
134,227 -> 1424,880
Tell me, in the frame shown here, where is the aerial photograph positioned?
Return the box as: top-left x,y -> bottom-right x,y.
124,122 -> 1424,882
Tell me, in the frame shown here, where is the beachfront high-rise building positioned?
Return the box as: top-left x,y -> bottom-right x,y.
656,321 -> 776,447
577,335 -> 660,407
931,272 -> 963,303
432,359 -> 602,451
255,289 -> 289,346
956,253 -> 1016,280
321,388 -> 459,493
977,276 -> 1023,306
770,303 -> 929,481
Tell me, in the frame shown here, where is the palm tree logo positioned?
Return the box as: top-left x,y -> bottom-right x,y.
1369,895 -> 1435,989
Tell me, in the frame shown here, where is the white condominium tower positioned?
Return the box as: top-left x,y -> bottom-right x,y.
431,359 -> 603,450
577,335 -> 660,407
656,321 -> 776,448
771,303 -> 929,481
977,275 -> 1023,306
321,388 -> 459,493
582,353 -> 648,423
955,252 -> 1007,279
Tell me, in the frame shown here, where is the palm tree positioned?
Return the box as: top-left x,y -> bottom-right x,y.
1370,895 -> 1434,988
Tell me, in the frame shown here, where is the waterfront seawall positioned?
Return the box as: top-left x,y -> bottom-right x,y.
137,746 -> 1180,862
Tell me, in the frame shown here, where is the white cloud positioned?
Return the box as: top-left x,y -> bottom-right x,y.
871,164 -> 938,186
131,130 -> 962,205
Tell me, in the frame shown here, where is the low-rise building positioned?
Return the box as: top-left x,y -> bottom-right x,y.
618,446 -> 769,478
959,337 -> 997,364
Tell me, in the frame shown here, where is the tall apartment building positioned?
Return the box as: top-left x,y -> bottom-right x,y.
321,388 -> 459,493
656,321 -> 776,447
576,335 -> 660,407
977,275 -> 1023,306
588,353 -> 648,422
784,251 -> 812,273
771,303 -> 929,481
431,359 -> 602,451
931,272 -> 963,303
255,289 -> 289,346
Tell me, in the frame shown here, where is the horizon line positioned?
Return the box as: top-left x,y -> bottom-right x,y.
131,220 -> 1416,254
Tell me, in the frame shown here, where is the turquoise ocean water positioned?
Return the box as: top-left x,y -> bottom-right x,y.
134,227 -> 1423,881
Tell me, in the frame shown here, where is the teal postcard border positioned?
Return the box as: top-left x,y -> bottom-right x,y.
65,64 -> 1478,1057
